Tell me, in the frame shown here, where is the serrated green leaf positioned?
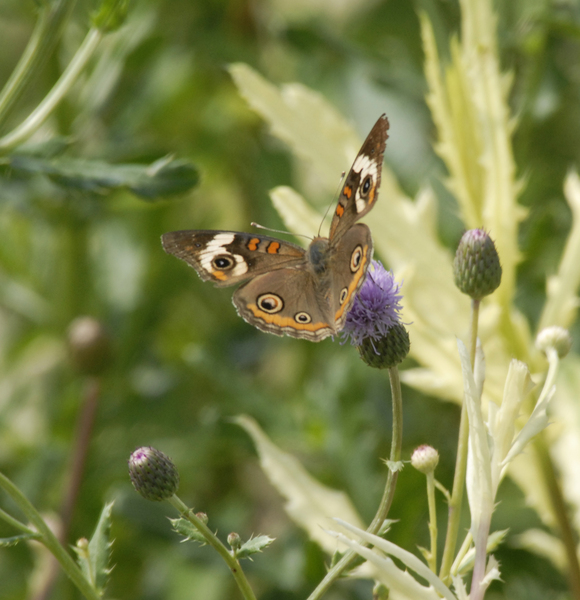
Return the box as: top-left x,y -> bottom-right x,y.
0,533 -> 40,547
170,517 -> 207,545
75,502 -> 114,597
6,154 -> 199,200
236,535 -> 275,559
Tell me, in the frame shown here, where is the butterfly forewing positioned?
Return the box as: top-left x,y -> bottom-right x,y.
162,230 -> 306,287
329,115 -> 389,242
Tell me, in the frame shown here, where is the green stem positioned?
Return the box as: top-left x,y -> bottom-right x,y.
0,26 -> 103,153
439,298 -> 480,583
306,366 -> 403,600
167,496 -> 257,600
426,471 -> 438,572
0,472 -> 100,600
0,506 -> 37,535
0,0 -> 76,129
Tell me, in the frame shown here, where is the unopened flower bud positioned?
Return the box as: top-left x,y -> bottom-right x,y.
358,323 -> 410,369
129,447 -> 179,501
227,532 -> 242,551
411,445 -> 439,475
536,326 -> 572,359
453,229 -> 502,300
67,317 -> 112,375
196,512 -> 208,525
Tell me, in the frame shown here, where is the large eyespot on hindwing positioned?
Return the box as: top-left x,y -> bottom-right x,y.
294,311 -> 312,324
256,293 -> 284,314
339,287 -> 349,305
350,245 -> 364,273
211,254 -> 235,270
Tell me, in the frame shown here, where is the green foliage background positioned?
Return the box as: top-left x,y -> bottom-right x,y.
0,0 -> 578,598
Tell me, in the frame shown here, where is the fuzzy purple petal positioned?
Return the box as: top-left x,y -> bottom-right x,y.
341,261 -> 404,346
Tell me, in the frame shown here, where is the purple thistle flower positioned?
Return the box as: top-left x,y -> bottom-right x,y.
341,260 -> 404,347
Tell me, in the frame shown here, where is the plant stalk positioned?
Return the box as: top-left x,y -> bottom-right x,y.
306,365 -> 403,600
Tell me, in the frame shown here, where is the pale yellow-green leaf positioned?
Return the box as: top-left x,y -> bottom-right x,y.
512,529 -> 567,573
421,2 -> 526,349
229,63 -> 360,190
489,359 -> 534,489
234,415 -> 365,555
458,340 -> 493,537
538,170 -> 580,331
269,186 -> 322,242
508,447 -> 557,528
331,519 -> 457,600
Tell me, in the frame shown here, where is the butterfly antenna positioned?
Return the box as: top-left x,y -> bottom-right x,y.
318,171 -> 346,237
251,222 -> 312,241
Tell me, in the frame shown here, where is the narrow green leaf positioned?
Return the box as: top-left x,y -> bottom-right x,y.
0,532 -> 40,547
6,154 -> 199,200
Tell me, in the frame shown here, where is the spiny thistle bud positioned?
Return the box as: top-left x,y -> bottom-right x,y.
357,323 -> 410,369
67,317 -> 112,375
411,445 -> 439,475
342,261 -> 408,368
227,532 -> 242,551
196,512 -> 209,525
453,229 -> 502,300
129,447 -> 179,501
536,326 -> 572,359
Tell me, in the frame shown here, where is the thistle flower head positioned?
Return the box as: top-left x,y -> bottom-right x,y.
342,261 -> 404,345
453,229 -> 502,300
128,446 -> 179,501
341,261 -> 409,368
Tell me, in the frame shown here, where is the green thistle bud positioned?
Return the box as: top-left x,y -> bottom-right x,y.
129,447 -> 179,501
411,445 -> 439,475
67,317 -> 112,375
358,323 -> 410,369
536,326 -> 572,359
227,532 -> 242,551
453,229 -> 502,300
196,512 -> 209,525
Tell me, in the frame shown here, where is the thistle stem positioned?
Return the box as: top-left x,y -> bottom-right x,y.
426,470 -> 438,572
0,472 -> 100,600
167,496 -> 257,600
306,366 -> 403,600
439,298 -> 480,583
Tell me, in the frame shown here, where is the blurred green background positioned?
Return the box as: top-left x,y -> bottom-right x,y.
0,0 -> 578,598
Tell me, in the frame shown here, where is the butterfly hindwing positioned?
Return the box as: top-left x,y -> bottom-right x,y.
329,223 -> 374,331
233,267 -> 334,340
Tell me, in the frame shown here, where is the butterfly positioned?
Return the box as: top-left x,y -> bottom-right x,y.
161,114 -> 389,341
